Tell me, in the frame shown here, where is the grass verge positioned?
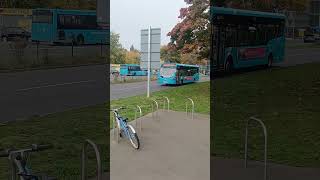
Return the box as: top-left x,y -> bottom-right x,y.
0,105 -> 108,180
213,63 -> 320,167
0,82 -> 209,179
110,82 -> 210,124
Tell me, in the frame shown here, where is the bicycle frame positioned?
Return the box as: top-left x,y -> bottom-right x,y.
112,109 -> 135,139
8,151 -> 35,180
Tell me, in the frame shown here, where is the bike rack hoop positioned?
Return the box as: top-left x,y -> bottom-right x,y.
163,96 -> 170,111
151,99 -> 159,120
185,98 -> 195,120
135,105 -> 143,132
81,139 -> 102,180
244,117 -> 268,180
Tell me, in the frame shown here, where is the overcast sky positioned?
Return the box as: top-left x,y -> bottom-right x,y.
110,0 -> 186,50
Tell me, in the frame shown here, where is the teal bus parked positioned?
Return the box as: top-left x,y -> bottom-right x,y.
120,64 -> 147,76
158,63 -> 200,85
31,9 -> 108,45
210,6 -> 286,73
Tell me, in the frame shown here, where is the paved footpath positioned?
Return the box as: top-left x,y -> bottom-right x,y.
110,110 -> 210,180
212,157 -> 320,180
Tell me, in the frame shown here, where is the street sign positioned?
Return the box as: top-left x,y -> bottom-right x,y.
140,28 -> 161,69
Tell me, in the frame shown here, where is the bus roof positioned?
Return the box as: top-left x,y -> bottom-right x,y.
162,63 -> 199,68
211,6 -> 285,19
33,8 -> 96,15
121,64 -> 140,66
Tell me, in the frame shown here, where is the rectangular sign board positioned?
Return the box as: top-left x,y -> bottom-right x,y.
140,28 -> 161,69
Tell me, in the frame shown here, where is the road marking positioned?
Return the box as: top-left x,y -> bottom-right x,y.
16,80 -> 96,92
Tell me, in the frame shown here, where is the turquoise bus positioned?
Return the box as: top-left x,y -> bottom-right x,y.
120,64 -> 147,76
210,7 -> 286,73
31,9 -> 108,45
158,63 -> 200,85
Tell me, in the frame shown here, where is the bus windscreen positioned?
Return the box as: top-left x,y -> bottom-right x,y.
160,66 -> 176,78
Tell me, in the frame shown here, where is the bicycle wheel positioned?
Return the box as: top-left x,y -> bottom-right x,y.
127,125 -> 140,149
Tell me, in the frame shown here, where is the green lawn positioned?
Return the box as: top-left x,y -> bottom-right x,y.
213,63 -> 320,167
0,81 -> 209,179
110,82 -> 210,124
0,105 -> 109,180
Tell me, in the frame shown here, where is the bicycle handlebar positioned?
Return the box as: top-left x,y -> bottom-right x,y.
0,144 -> 52,158
32,144 -> 52,151
110,107 -> 126,112
0,149 -> 10,157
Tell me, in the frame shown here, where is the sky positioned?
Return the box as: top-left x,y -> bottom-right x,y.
110,0 -> 187,50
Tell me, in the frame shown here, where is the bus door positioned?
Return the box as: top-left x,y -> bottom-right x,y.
215,26 -> 226,70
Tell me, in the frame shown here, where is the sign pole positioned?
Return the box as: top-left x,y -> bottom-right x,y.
147,26 -> 151,98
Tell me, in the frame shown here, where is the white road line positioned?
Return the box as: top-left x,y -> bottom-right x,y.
16,80 -> 96,92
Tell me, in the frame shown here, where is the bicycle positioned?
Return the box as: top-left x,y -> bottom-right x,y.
0,144 -> 56,180
111,107 -> 140,149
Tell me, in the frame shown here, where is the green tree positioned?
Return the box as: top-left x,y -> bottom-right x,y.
125,50 -> 140,64
110,32 -> 126,64
167,0 -> 210,65
160,45 -> 180,63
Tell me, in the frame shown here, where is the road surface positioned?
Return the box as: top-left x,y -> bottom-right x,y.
0,65 -> 108,122
1,40 -> 320,122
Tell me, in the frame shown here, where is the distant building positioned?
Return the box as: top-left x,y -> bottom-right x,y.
0,8 -> 32,31
284,0 -> 320,37
309,0 -> 320,27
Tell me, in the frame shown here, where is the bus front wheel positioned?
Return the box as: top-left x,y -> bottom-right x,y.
76,35 -> 84,46
267,55 -> 273,68
225,58 -> 233,74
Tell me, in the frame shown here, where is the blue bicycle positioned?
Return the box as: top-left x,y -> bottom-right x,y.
0,144 -> 56,180
111,107 -> 140,149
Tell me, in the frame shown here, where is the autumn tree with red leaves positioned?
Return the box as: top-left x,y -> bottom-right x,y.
162,0 -> 210,65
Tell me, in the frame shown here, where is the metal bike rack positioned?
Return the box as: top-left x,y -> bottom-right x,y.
81,139 -> 102,180
151,99 -> 159,120
185,98 -> 195,120
135,105 -> 142,132
111,113 -> 119,143
163,96 -> 170,111
244,117 -> 268,180
8,153 -> 17,180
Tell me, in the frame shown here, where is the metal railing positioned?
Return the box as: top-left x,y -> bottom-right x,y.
151,99 -> 159,120
244,117 -> 268,180
163,96 -> 170,111
185,98 -> 195,120
81,139 -> 102,180
111,113 -> 119,143
135,105 -> 142,132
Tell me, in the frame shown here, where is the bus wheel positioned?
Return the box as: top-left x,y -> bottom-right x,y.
77,35 -> 84,46
225,58 -> 233,74
268,55 -> 273,68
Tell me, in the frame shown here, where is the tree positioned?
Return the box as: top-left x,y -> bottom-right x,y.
125,50 -> 140,64
218,0 -> 307,11
166,0 -> 210,65
160,45 -> 180,63
5,0 -> 96,9
110,32 -> 126,64
129,45 -> 136,52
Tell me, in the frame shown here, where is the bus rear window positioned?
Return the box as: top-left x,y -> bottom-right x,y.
32,10 -> 53,24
